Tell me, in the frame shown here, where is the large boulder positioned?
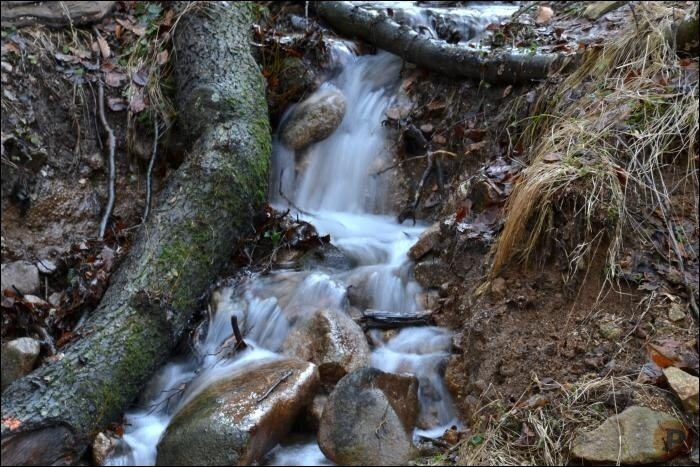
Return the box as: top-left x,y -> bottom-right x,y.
284,308 -> 370,387
281,90 -> 346,150
1,261 -> 40,295
571,405 -> 686,464
1,337 -> 41,392
156,358 -> 319,466
318,367 -> 419,466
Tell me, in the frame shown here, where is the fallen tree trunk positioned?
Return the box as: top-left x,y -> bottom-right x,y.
360,309 -> 435,329
313,1 -> 571,84
314,2 -> 699,83
1,3 -> 271,465
0,1 -> 115,28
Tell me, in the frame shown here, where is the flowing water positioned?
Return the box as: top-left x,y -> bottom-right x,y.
107,4 -> 517,465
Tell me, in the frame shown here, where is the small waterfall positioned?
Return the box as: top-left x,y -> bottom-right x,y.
103,3 -> 532,463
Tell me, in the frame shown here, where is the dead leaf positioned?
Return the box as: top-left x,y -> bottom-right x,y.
101,246 -> 115,271
108,97 -> 127,111
69,47 -> 91,59
1,42 -> 20,56
536,6 -> 554,24
455,207 -> 467,223
54,52 -> 79,64
427,100 -> 446,112
157,49 -> 169,65
2,418 -> 22,430
542,152 -> 563,163
646,340 -> 699,372
105,71 -> 127,87
56,331 -> 75,348
116,18 -> 146,37
130,91 -> 146,113
516,422 -> 537,445
614,166 -> 628,186
115,23 -> 123,40
464,128 -> 486,142
502,85 -> 512,98
467,141 -> 488,153
96,35 -> 110,59
162,9 -> 175,27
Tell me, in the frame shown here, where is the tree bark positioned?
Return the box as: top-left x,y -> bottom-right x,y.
0,1 -> 115,28
313,1 -> 572,84
1,3 -> 271,465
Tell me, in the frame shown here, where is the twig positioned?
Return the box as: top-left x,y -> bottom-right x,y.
278,169 -> 315,217
96,54 -> 116,240
256,369 -> 292,403
397,150 -> 453,224
372,155 -> 428,177
142,117 -> 159,223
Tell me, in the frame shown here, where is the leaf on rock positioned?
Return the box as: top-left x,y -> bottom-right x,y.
129,91 -> 146,113
132,68 -> 148,86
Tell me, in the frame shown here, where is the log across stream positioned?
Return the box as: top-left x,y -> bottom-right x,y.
106,5 -> 517,465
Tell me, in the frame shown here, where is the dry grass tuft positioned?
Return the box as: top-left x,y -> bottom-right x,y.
457,374 -> 682,466
491,2 -> 699,302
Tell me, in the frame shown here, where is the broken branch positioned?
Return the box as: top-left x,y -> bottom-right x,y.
96,54 -> 116,240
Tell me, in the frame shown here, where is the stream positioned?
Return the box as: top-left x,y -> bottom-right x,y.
106,3 -> 516,465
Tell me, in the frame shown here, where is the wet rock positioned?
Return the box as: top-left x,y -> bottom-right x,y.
156,358 -> 319,466
467,175 -> 502,211
305,393 -> 328,432
284,308 -> 370,388
408,222 -> 441,260
571,406 -> 686,463
1,337 -> 41,391
36,259 -> 57,274
413,258 -> 455,289
277,56 -> 316,103
92,432 -> 118,466
583,1 -> 626,21
663,367 -> 699,413
48,292 -> 63,307
1,260 -> 40,294
22,294 -> 49,308
417,289 -> 441,310
298,243 -> 353,271
318,367 -> 419,466
281,90 -> 346,150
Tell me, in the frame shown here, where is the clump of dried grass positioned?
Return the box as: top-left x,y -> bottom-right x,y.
458,374 -> 682,466
491,2 -> 699,306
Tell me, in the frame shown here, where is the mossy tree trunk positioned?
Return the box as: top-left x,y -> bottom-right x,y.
0,3 -> 271,465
